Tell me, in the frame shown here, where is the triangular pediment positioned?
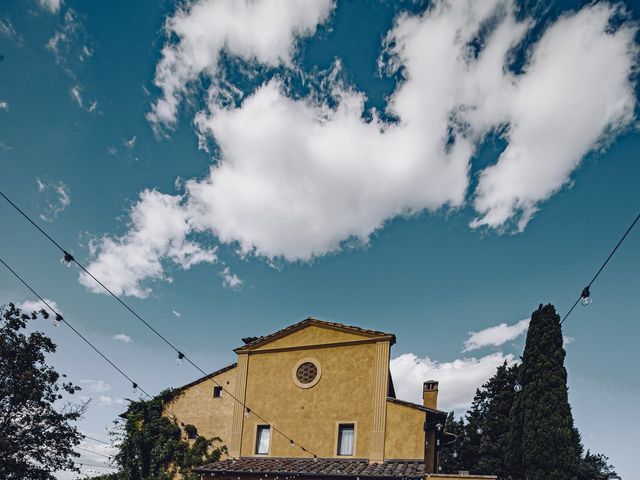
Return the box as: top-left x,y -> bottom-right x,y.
234,318 -> 395,352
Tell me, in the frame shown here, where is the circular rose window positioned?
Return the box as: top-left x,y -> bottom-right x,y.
292,358 -> 322,389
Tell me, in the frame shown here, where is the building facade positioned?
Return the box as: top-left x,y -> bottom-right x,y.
163,318 -> 475,479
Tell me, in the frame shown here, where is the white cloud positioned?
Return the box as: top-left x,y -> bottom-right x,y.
85,1 -> 638,293
463,318 -> 529,352
172,309 -> 181,317
124,136 -> 136,149
112,333 -> 132,343
219,266 -> 242,290
147,0 -> 334,128
80,189 -> 218,298
69,85 -> 83,106
36,178 -> 70,222
96,395 -> 126,406
390,352 -> 514,412
470,3 -> 637,230
16,298 -> 61,315
81,379 -> 111,393
186,1 -> 639,259
0,18 -> 19,41
37,0 -> 63,14
46,10 -> 78,63
0,101 -> 8,111
69,85 -> 97,113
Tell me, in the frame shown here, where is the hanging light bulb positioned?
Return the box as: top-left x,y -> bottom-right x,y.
476,427 -> 483,435
53,313 -> 63,327
132,382 -> 138,391
452,451 -> 458,459
176,352 -> 185,365
435,423 -> 443,432
244,408 -> 251,418
313,455 -> 318,462
580,286 -> 592,306
61,251 -> 75,267
514,380 -> 523,393
290,440 -> 295,447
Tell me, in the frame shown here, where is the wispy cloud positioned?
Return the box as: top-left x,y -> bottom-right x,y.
0,17 -> 21,43
0,101 -> 8,111
69,85 -> 97,113
37,0 -> 63,14
112,333 -> 132,343
16,298 -> 61,315
123,136 -> 136,149
172,309 -> 181,318
147,0 -> 334,129
463,318 -> 530,352
36,178 -> 71,222
219,266 -> 242,290
81,379 -> 111,393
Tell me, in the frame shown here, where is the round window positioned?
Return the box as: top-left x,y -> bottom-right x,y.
292,358 -> 322,389
296,362 -> 318,384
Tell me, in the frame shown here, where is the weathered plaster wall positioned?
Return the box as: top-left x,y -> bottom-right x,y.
239,339 -> 383,459
164,366 -> 237,450
384,400 -> 425,460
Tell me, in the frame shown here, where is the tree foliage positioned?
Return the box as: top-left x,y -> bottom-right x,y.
108,390 -> 226,480
507,304 -> 580,480
0,303 -> 85,480
440,304 -> 616,480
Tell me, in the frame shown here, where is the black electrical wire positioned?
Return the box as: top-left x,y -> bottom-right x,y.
561,212 -> 639,324
0,191 -> 318,457
74,461 -> 116,470
81,435 -> 112,446
0,257 -> 191,433
76,446 -> 113,459
0,257 -> 152,399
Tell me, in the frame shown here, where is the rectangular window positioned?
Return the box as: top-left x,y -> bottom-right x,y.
213,386 -> 223,398
337,424 -> 355,456
255,425 -> 270,455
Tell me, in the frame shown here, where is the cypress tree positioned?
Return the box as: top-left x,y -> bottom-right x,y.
507,304 -> 580,480
477,362 -> 519,478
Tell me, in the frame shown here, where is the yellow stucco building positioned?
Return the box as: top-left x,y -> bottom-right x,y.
164,318 -> 492,480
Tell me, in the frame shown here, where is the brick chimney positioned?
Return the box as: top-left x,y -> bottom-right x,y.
423,380 -> 439,409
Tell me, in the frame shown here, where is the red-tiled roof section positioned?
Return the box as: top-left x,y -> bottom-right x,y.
195,458 -> 427,479
235,317 -> 396,352
173,363 -> 237,393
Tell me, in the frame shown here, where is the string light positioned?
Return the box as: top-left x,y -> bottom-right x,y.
579,286 -> 592,306
0,190 -> 328,459
513,380 -> 523,393
53,313 -> 63,327
245,408 -> 251,418
176,352 -> 185,365
0,257 -> 196,435
561,212 -> 639,325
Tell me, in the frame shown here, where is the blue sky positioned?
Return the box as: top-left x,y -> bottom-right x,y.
1,0 -> 639,478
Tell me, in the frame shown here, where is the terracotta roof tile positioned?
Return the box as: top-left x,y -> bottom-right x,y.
196,457 -> 425,479
196,458 -> 427,479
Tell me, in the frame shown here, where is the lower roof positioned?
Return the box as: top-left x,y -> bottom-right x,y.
195,458 -> 427,479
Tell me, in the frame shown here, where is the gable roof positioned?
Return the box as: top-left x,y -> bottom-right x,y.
235,317 -> 396,353
172,362 -> 237,393
195,458 -> 427,479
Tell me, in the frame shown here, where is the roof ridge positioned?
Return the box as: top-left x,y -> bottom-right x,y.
236,317 -> 396,352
